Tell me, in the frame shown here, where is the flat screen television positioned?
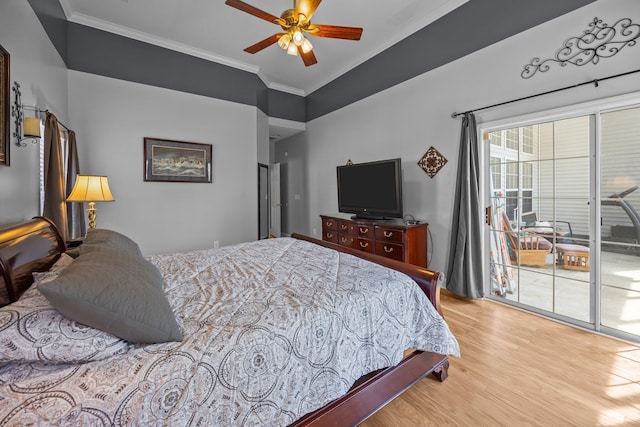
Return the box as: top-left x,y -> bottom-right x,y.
337,158 -> 403,220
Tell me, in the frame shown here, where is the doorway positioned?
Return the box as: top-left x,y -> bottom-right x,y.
258,163 -> 269,240
257,163 -> 282,239
483,99 -> 640,342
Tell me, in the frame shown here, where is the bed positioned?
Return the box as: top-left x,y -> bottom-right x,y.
0,217 -> 459,426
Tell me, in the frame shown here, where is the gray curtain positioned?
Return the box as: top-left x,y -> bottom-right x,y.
66,131 -> 86,239
43,111 -> 69,241
446,112 -> 484,299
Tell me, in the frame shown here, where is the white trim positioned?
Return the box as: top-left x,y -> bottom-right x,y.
478,91 -> 640,131
268,117 -> 306,132
62,0 -> 467,97
67,12 -> 260,74
64,11 -> 308,96
58,0 -> 73,20
305,0 -> 469,95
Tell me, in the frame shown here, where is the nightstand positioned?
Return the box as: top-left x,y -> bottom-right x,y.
66,238 -> 84,249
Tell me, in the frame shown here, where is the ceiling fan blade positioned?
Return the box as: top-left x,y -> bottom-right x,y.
296,0 -> 322,22
298,46 -> 318,67
244,33 -> 285,54
225,0 -> 281,24
307,24 -> 363,40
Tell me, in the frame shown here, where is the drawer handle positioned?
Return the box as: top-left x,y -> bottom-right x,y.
359,227 -> 369,234
384,246 -> 394,253
383,231 -> 393,238
360,242 -> 369,248
326,233 -> 333,239
341,237 -> 349,243
341,225 -> 348,230
325,221 -> 333,227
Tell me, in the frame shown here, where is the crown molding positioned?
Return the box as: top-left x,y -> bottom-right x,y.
305,0 -> 469,95
57,0 -> 465,97
67,12 -> 260,74
61,6 -> 306,96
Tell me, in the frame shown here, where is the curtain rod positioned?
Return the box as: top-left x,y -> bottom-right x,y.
28,106 -> 71,132
451,68 -> 640,118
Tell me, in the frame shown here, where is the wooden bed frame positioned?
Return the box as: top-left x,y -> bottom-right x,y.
0,218 -> 450,426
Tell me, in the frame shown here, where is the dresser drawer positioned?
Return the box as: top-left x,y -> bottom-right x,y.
375,241 -> 404,262
323,230 -> 338,243
375,227 -> 404,244
339,235 -> 354,248
338,221 -> 351,235
352,224 -> 374,239
321,217 -> 338,231
355,238 -> 375,254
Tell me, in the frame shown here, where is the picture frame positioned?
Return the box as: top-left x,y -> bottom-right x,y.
144,138 -> 212,183
0,44 -> 9,167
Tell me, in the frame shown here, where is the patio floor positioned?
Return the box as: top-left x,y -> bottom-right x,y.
500,249 -> 640,338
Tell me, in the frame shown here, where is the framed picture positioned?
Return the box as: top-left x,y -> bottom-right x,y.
144,138 -> 212,183
0,44 -> 9,167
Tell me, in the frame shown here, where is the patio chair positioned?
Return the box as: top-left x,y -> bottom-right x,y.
521,211 -> 574,243
501,210 -> 552,268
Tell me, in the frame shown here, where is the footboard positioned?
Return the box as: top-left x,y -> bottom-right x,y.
290,233 -> 449,426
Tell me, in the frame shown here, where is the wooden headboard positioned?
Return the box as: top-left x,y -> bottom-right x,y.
0,217 -> 65,306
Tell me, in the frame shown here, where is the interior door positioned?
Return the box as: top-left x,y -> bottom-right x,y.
258,164 -> 269,240
269,163 -> 281,238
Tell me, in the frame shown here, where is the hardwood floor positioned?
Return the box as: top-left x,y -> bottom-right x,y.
361,290 -> 640,426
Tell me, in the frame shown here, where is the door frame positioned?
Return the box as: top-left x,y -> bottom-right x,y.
479,91 -> 640,343
258,163 -> 269,240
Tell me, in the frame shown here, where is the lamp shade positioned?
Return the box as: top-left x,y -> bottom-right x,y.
23,117 -> 41,138
67,175 -> 115,202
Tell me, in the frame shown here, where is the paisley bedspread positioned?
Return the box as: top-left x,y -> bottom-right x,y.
0,237 -> 459,426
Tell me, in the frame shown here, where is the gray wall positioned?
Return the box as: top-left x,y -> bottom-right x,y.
68,71 -> 259,254
2,1 -> 262,255
277,0 -> 640,272
0,0 -> 69,223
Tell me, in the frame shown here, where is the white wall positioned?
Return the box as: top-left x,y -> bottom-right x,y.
68,71 -> 258,255
0,1 -> 69,223
299,0 -> 640,272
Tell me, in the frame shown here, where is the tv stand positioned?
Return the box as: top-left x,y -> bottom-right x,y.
320,214 -> 428,267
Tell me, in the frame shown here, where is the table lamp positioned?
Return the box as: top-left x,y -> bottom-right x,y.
67,175 -> 115,229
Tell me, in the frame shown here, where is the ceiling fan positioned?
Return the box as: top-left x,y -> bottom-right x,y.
225,0 -> 363,67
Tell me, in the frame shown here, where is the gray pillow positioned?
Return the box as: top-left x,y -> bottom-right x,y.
38,246 -> 182,344
80,228 -> 142,256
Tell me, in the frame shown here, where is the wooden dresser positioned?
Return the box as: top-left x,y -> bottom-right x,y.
320,214 -> 428,267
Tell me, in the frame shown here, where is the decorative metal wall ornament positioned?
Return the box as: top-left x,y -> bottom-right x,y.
418,146 -> 447,179
521,17 -> 640,79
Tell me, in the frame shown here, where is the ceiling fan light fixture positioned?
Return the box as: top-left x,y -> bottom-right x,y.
301,37 -> 313,54
287,42 -> 298,56
225,0 -> 362,67
278,33 -> 292,50
292,29 -> 305,46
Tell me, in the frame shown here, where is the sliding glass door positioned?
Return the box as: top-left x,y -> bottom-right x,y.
484,100 -> 640,342
600,106 -> 640,338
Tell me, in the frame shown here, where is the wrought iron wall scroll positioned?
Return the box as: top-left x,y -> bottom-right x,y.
522,17 -> 640,79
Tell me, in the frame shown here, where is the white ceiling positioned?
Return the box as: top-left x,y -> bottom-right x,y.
59,0 -> 468,96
